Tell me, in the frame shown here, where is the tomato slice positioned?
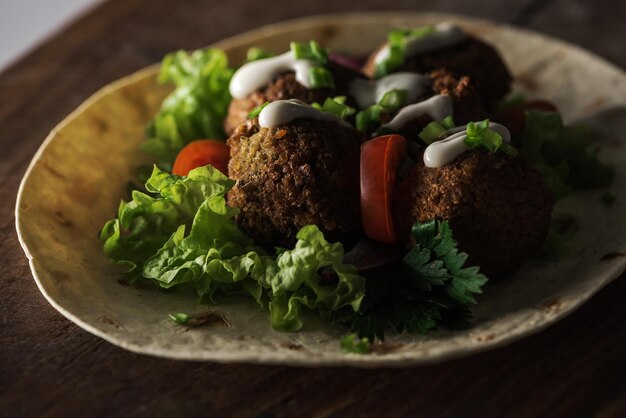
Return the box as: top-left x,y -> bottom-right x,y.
172,140 -> 230,176
360,134 -> 407,244
495,100 -> 558,136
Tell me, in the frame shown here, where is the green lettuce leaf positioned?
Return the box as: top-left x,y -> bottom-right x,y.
142,48 -> 234,170
268,225 -> 366,331
100,165 -> 233,277
520,110 -> 614,200
101,166 -> 365,331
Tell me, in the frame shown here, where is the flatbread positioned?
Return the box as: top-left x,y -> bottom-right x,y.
16,12 -> 626,367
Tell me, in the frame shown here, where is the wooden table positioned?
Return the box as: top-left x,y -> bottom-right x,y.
2,1 -> 625,416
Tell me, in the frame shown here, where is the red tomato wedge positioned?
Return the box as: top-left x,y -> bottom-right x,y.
495,100 -> 558,136
360,134 -> 407,244
172,140 -> 230,176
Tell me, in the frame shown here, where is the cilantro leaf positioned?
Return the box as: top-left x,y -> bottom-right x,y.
346,220 -> 488,341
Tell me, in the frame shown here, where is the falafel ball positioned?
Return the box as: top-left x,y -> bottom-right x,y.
362,36 -> 512,110
377,69 -> 488,140
227,117 -> 363,247
393,150 -> 552,277
224,61 -> 364,136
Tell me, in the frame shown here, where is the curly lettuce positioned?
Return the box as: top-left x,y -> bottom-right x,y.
100,165 -> 234,275
268,226 -> 366,331
142,49 -> 234,170
100,166 -> 365,331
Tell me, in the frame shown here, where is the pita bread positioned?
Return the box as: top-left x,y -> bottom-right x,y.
16,12 -> 626,366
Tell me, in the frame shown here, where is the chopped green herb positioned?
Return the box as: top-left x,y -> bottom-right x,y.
441,116 -> 455,130
379,89 -> 409,112
418,117 -> 456,144
418,120 -> 448,144
356,106 -> 382,132
312,96 -> 355,120
340,333 -> 370,354
343,220 -> 487,341
601,191 -> 616,207
246,47 -> 273,62
355,89 -> 409,132
290,40 -> 329,64
375,26 -> 436,78
168,313 -> 189,325
248,102 -> 269,119
465,120 -> 518,157
289,41 -> 334,89
308,67 -> 335,89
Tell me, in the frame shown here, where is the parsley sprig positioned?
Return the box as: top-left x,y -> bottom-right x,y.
344,220 -> 488,341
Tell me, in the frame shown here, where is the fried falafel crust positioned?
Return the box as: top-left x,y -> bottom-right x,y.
224,61 -> 364,136
394,150 -> 552,277
363,36 -> 512,110
227,118 -> 362,247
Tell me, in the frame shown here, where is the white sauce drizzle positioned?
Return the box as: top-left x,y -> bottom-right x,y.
423,123 -> 511,168
381,95 -> 453,131
349,72 -> 430,109
229,51 -> 317,99
374,22 -> 466,66
258,99 -> 350,128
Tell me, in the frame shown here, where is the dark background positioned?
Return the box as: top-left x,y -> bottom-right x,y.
1,0 -> 626,417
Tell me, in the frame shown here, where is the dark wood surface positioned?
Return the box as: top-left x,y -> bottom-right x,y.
2,1 -> 625,417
